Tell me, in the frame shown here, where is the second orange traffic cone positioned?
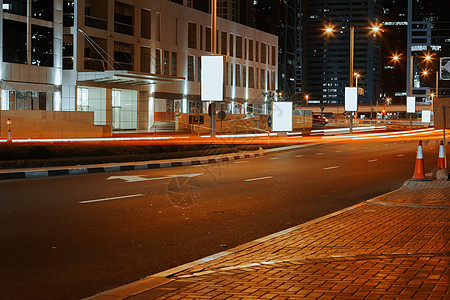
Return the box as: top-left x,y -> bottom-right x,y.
412,140 -> 427,180
438,140 -> 445,169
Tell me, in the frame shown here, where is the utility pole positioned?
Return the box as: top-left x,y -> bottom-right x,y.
209,0 -> 217,137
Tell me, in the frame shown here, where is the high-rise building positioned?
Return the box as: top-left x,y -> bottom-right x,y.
301,0 -> 382,105
254,0 -> 300,99
405,0 -> 450,101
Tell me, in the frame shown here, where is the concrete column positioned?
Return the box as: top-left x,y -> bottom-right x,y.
137,91 -> 149,130
106,88 -> 113,127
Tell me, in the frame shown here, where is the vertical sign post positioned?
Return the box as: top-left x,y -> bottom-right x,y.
345,87 -> 358,134
407,96 -> 416,128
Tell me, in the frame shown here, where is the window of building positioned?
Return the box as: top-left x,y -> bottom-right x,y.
198,57 -> 201,82
248,67 -> 255,88
114,41 -> 133,71
200,25 -> 203,50
85,0 -> 108,30
63,34 -> 74,70
141,9 -> 151,39
155,12 -> 161,41
3,20 -> 27,64
206,27 -> 211,52
63,0 -> 75,26
32,0 -> 53,21
249,39 -> 253,61
31,25 -> 53,67
221,31 -> 227,55
243,66 -> 247,88
267,70 -> 271,90
155,48 -> 161,74
140,46 -> 151,73
236,64 -> 241,87
272,45 -> 276,65
271,70 -> 276,90
188,22 -> 197,49
260,69 -> 265,89
229,33 -> 234,56
3,0 -> 27,16
164,50 -> 170,75
114,1 -> 134,35
261,43 -> 267,64
255,41 -> 259,62
236,36 -> 242,59
225,63 -> 229,86
172,53 -> 177,76
246,38 -> 249,60
84,37 -> 108,71
188,55 -> 195,81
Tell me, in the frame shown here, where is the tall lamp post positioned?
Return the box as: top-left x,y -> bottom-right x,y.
324,23 -> 381,134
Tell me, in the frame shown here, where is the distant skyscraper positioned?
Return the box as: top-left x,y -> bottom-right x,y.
405,0 -> 450,101
302,0 -> 382,105
254,0 -> 300,98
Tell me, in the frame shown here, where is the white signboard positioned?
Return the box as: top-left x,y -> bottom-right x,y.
345,87 -> 358,112
272,101 -> 293,132
421,110 -> 431,123
407,96 -> 416,113
201,56 -> 224,101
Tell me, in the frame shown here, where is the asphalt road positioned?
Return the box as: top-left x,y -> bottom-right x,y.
0,137 -> 443,299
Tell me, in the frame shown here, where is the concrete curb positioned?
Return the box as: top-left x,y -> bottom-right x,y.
0,144 -> 311,181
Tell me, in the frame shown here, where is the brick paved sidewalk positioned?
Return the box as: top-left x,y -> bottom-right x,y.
87,180 -> 450,300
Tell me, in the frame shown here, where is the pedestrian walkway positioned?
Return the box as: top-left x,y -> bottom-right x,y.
87,180 -> 450,300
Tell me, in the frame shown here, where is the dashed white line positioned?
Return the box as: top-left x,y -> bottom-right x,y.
79,194 -> 144,204
234,161 -> 250,164
244,176 -> 273,182
316,153 -> 324,156
368,159 -> 378,163
269,157 -> 280,160
323,166 -> 339,170
295,154 -> 304,158
397,154 -> 404,157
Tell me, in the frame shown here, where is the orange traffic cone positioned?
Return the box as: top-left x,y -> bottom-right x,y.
438,140 -> 445,169
412,140 -> 427,180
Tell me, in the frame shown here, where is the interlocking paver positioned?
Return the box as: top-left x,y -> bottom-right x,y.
88,181 -> 450,300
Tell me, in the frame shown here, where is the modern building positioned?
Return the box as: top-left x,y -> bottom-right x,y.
405,0 -> 449,102
0,0 -> 278,137
254,0 -> 300,99
301,0 -> 382,106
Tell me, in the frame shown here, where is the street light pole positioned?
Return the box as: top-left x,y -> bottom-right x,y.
349,26 -> 354,134
409,55 -> 413,128
209,0 -> 217,137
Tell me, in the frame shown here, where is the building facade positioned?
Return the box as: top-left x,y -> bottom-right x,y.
0,0 -> 278,135
302,0 -> 382,106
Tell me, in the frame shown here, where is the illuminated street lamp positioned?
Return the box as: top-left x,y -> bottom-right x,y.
325,22 -> 382,133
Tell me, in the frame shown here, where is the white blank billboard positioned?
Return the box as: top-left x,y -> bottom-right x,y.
422,110 -> 431,123
407,96 -> 416,113
345,87 -> 358,112
272,101 -> 293,132
201,56 -> 224,101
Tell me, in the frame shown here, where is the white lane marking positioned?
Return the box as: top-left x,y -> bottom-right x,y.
107,173 -> 203,183
397,154 -> 404,157
316,153 -> 324,155
323,166 -> 339,170
244,176 -> 273,182
107,175 -> 163,182
334,150 -> 341,153
269,157 -> 280,160
368,159 -> 378,163
234,160 -> 249,164
295,154 -> 304,158
80,194 -> 144,204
